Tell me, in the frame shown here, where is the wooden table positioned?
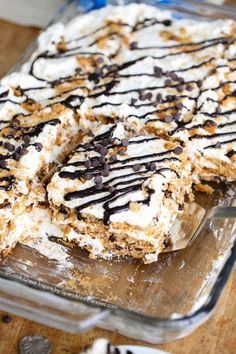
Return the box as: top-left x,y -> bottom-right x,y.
0,18 -> 235,354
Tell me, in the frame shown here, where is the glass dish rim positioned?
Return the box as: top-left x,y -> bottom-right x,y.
0,0 -> 236,332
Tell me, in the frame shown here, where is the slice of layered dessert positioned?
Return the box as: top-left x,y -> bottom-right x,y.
0,97 -> 81,255
174,59 -> 236,182
47,123 -> 192,263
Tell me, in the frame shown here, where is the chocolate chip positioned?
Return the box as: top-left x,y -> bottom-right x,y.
94,175 -> 103,184
94,143 -> 103,152
85,160 -> 92,168
121,139 -> 129,147
150,162 -> 156,171
11,118 -> 20,128
176,102 -> 184,110
165,79 -> 171,86
186,84 -> 193,92
166,95 -> 175,102
215,141 -> 221,148
154,66 -> 162,78
19,148 -> 28,156
169,72 -> 179,81
145,92 -> 153,100
12,152 -> 20,161
84,172 -> 92,180
133,164 -> 142,171
164,114 -> 173,123
108,186 -> 116,193
163,19 -> 172,26
177,85 -> 184,92
0,160 -> 6,168
84,142 -> 92,149
174,113 -> 181,121
100,147 -> 108,156
110,154 -> 117,161
98,156 -> 106,164
101,169 -> 109,177
101,139 -> 109,147
96,56 -> 104,64
91,158 -> 100,168
2,315 -> 12,324
173,146 -> 183,155
108,137 -> 115,144
131,98 -> 137,105
103,163 -> 110,170
34,143 -> 43,152
23,135 -> 30,143
3,142 -> 15,152
156,93 -> 162,103
95,183 -> 104,190
130,41 -> 138,50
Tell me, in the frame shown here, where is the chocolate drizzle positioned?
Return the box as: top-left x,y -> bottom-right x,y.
58,125 -> 182,225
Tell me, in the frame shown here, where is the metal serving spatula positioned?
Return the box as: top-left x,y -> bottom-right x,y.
164,201 -> 236,252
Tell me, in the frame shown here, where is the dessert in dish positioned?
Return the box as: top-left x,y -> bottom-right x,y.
47,123 -> 192,262
0,3 -> 236,261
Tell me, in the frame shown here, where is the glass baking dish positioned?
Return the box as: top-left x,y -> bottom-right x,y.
0,0 -> 236,344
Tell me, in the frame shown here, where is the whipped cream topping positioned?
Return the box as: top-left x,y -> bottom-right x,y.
48,123 -> 190,230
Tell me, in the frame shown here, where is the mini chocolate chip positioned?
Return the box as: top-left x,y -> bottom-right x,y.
101,169 -> 109,177
133,164 -> 142,171
150,162 -> 156,171
0,160 -> 6,168
177,102 -> 184,110
84,172 -> 92,180
101,139 -> 109,147
108,137 -> 115,144
163,19 -> 172,26
164,114 -> 173,123
110,154 -> 117,161
84,142 -> 92,149
3,142 -> 15,152
13,152 -> 20,161
2,315 -> 12,324
169,72 -> 179,81
215,141 -> 221,148
154,66 -> 162,78
131,98 -> 137,105
177,85 -> 184,92
94,175 -> 103,184
91,159 -> 100,168
205,119 -> 217,127
166,95 -> 175,102
34,143 -> 43,152
186,84 -> 193,92
85,160 -> 92,168
173,146 -> 183,155
23,135 -> 30,143
174,113 -> 181,121
108,186 -> 116,193
165,79 -> 171,86
98,156 -> 106,164
96,56 -> 104,64
103,163 -> 110,170
130,41 -> 138,50
95,183 -> 104,190
20,148 -> 28,155
145,92 -> 153,100
156,93 -> 162,103
95,143 -> 103,152
121,139 -> 129,147
100,147 -> 108,156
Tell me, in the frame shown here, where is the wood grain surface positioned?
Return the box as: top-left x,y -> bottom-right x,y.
0,17 -> 235,354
